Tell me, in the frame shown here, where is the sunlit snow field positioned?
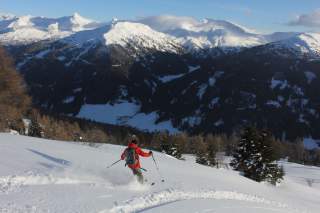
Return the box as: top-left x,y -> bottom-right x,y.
0,133 -> 319,213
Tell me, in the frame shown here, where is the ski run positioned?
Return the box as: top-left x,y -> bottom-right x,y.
0,133 -> 320,213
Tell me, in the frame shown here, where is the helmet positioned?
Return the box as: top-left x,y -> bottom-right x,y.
130,134 -> 138,144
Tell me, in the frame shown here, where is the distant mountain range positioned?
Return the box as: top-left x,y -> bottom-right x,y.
1,13 -> 320,57
1,13 -> 320,140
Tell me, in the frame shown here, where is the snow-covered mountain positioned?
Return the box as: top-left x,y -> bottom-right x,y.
1,13 -> 320,57
62,21 -> 182,54
137,15 -> 307,52
0,13 -> 15,21
0,133 -> 319,212
139,16 -> 266,50
0,14 -> 183,54
265,33 -> 320,58
103,21 -> 181,53
0,13 -> 103,45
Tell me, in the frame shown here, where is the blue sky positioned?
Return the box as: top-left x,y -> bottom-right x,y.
1,0 -> 320,33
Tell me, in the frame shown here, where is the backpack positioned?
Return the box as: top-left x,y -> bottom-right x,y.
125,147 -> 137,166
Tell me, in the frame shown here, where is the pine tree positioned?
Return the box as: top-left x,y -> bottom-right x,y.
205,135 -> 218,167
29,116 -> 43,137
195,136 -> 208,165
230,127 -> 258,177
160,136 -> 183,159
230,127 -> 284,184
259,131 -> 284,184
264,164 -> 285,185
27,110 -> 44,137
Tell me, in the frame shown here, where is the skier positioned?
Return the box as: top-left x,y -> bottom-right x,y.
121,135 -> 152,184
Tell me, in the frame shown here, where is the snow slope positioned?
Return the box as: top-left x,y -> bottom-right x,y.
77,101 -> 178,133
0,133 -> 319,213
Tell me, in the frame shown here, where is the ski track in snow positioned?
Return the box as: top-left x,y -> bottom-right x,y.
105,188 -> 304,213
0,202 -> 40,213
0,173 -> 107,194
0,203 -> 39,213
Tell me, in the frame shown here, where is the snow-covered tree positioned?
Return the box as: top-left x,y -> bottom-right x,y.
160,138 -> 182,159
230,127 -> 284,184
29,116 -> 43,137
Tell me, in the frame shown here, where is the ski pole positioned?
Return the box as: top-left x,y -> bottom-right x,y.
151,154 -> 165,182
140,168 -> 147,172
106,159 -> 122,169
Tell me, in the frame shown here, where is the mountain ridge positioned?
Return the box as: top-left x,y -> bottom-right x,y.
1,13 -> 320,58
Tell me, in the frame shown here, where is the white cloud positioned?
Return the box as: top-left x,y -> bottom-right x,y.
288,9 -> 320,28
137,15 -> 200,32
137,15 -> 259,35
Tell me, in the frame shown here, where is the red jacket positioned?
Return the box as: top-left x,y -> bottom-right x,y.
121,142 -> 151,169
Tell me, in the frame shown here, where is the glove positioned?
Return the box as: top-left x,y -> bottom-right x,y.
149,151 -> 153,155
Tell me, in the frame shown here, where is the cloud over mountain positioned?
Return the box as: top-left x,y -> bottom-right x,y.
288,9 -> 320,28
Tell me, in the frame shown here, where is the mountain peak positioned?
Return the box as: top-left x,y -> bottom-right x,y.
105,21 -> 166,41
262,32 -> 320,58
72,12 -> 82,19
289,33 -> 320,56
71,12 -> 91,23
69,12 -> 94,32
8,15 -> 34,30
201,18 -> 209,24
111,17 -> 118,24
103,21 -> 180,53
0,13 -> 15,20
